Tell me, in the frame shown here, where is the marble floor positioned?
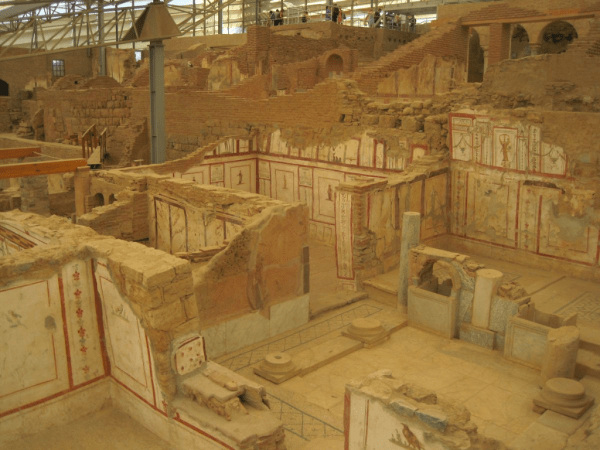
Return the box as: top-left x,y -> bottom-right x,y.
9,408 -> 174,450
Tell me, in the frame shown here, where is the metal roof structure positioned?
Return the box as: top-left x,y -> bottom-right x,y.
0,0 -> 491,60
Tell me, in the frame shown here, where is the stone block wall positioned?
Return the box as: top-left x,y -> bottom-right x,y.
0,97 -> 12,132
78,189 -> 148,241
0,47 -> 94,101
0,211 -> 275,449
19,175 -> 49,215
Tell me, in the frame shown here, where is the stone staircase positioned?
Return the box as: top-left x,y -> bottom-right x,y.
576,325 -> 600,379
351,20 -> 466,95
363,269 -> 399,307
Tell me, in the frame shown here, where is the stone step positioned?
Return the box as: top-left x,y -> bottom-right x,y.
363,269 -> 399,307
578,324 -> 600,354
294,310 -> 407,375
576,348 -> 600,379
309,290 -> 368,319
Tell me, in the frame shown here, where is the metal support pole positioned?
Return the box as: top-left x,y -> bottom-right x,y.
193,0 -> 196,36
98,0 -> 106,75
255,0 -> 259,25
115,5 -> 119,48
132,0 -> 136,49
31,12 -> 38,50
218,0 -> 223,34
149,39 -> 166,164
71,4 -> 77,46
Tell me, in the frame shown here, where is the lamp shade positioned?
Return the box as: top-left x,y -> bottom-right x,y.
122,2 -> 181,42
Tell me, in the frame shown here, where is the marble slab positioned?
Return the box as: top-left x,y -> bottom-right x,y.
408,286 -> 457,339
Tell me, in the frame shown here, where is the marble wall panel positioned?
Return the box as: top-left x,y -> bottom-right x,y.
61,260 -> 105,386
154,198 -> 171,253
449,113 -> 568,177
181,167 -> 209,184
336,190 -> 354,279
153,197 -> 188,255
348,392 -> 448,450
95,262 -> 155,405
407,286 -> 457,339
0,277 -> 69,414
225,161 -> 255,193
422,174 -> 448,241
0,224 -> 43,256
170,204 -> 188,253
314,168 -> 344,225
504,317 -> 550,370
464,172 -> 518,247
271,163 -> 297,204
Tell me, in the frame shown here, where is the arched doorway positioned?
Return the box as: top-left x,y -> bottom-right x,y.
0,79 -> 8,96
467,29 -> 484,82
325,54 -> 344,76
511,25 -> 530,59
92,193 -> 105,208
108,194 -> 116,204
540,21 -> 578,54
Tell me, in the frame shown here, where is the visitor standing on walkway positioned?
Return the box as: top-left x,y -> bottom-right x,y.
374,8 -> 382,28
364,9 -> 374,27
332,4 -> 339,23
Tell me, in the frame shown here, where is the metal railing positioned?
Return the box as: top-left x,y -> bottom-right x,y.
268,393 -> 344,441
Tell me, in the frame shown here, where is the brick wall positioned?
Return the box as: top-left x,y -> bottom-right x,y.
129,78 -> 345,140
78,189 -> 148,241
438,0 -> 600,21
231,23 -> 417,79
0,47 -> 94,100
353,21 -> 470,95
0,98 -> 12,132
488,23 -> 511,66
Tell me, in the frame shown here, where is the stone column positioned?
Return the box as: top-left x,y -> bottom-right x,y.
529,43 -> 542,56
19,175 -> 50,215
540,326 -> 580,387
471,268 -> 503,329
397,212 -> 420,311
74,166 -> 91,217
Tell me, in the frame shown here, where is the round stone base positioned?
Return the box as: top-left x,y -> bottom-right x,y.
347,318 -> 385,339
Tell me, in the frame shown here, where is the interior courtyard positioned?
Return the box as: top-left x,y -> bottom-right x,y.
1,0 -> 600,449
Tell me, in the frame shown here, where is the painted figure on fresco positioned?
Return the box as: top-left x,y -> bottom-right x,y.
389,424 -> 425,449
282,174 -> 288,190
498,134 -> 513,167
237,170 -> 243,185
327,184 -> 333,201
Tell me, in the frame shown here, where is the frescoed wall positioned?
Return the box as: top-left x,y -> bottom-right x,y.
165,130 -> 431,247
449,112 -> 599,267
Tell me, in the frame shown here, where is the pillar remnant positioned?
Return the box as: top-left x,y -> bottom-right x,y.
540,326 -> 580,387
397,212 -> 420,310
19,175 -> 49,215
74,166 -> 91,217
471,268 -> 503,329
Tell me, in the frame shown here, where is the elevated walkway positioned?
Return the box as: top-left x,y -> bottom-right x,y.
352,20 -> 466,95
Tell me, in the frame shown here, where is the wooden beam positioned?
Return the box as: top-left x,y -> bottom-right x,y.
0,159 -> 87,179
0,147 -> 41,160
463,12 -> 596,27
